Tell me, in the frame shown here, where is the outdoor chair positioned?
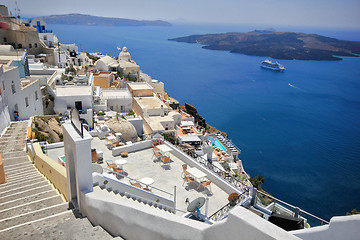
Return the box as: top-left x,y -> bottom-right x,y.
129,179 -> 141,188
182,164 -> 189,178
152,149 -> 162,161
182,174 -> 195,186
111,166 -> 124,174
200,180 -> 212,193
142,186 -> 152,192
106,160 -> 116,169
160,156 -> 170,166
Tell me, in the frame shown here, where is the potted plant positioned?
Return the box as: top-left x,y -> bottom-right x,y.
97,111 -> 105,120
228,193 -> 239,206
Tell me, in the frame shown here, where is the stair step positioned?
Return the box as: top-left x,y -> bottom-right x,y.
0,177 -> 47,193
3,162 -> 34,172
0,174 -> 43,187
0,184 -> 53,203
0,151 -> 27,159
29,217 -> 114,240
0,181 -> 49,197
1,156 -> 29,165
0,202 -> 69,230
0,189 -> 58,210
0,210 -> 75,240
4,171 -> 41,183
0,194 -> 63,220
5,167 -> 38,179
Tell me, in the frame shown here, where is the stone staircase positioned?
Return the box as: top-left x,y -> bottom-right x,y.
0,121 -> 116,239
93,174 -> 175,213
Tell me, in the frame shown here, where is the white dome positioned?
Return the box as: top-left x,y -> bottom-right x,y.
118,46 -> 131,62
105,117 -> 138,143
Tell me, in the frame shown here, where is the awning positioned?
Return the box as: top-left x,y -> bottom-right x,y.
181,121 -> 194,126
179,135 -> 201,142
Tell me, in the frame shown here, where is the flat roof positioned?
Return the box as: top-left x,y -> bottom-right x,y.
128,82 -> 153,91
102,89 -> 131,99
82,138 -> 229,216
135,96 -> 167,109
56,86 -> 92,97
145,115 -> 174,131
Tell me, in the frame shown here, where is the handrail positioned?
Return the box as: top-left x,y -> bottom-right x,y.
195,156 -> 249,192
256,190 -> 329,225
208,191 -> 248,221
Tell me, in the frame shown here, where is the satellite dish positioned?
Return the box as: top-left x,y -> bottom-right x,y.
187,197 -> 205,213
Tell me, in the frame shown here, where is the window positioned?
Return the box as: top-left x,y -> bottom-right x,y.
18,43 -> 22,48
44,35 -> 47,41
29,43 -> 32,48
34,43 -> 38,48
25,97 -> 29,107
2,81 -> 5,91
3,37 -> 7,42
35,91 -> 38,100
11,81 -> 15,94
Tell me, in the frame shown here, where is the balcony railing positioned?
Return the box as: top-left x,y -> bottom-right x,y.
255,190 -> 329,227
209,191 -> 249,221
195,156 -> 250,193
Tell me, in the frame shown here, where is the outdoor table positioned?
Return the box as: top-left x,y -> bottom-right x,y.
140,177 -> 154,188
187,167 -> 207,181
106,135 -> 116,142
156,144 -> 172,156
115,159 -> 127,169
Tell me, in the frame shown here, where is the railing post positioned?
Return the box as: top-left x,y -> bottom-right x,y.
250,187 -> 257,206
173,185 -> 176,213
294,207 -> 300,218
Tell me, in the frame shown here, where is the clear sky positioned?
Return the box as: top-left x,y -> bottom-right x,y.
3,0 -> 360,29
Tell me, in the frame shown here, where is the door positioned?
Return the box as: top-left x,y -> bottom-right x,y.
75,101 -> 82,112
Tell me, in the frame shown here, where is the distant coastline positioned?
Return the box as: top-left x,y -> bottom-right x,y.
42,13 -> 172,27
169,31 -> 360,61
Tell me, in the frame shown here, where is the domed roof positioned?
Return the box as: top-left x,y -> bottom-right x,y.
118,46 -> 131,61
105,117 -> 138,143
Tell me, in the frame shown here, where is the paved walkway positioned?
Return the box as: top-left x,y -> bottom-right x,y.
0,121 -> 115,239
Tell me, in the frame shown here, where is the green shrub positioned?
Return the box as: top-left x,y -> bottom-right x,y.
250,175 -> 265,190
97,112 -> 106,116
126,110 -> 135,116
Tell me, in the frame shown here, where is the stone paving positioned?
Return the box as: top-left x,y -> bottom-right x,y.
0,121 -> 115,239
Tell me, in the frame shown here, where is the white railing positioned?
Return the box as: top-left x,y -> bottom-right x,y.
93,172 -> 175,213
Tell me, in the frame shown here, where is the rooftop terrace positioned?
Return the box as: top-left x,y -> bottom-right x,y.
46,137 -> 230,217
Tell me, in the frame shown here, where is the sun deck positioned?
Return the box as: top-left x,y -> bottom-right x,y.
46,137 -> 229,217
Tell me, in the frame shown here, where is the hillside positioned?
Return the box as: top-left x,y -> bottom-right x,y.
42,13 -> 171,27
169,31 -> 360,60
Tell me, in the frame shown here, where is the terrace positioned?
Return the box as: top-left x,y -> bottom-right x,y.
46,136 -> 238,217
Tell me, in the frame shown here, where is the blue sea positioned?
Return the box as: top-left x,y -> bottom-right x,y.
49,23 -> 360,221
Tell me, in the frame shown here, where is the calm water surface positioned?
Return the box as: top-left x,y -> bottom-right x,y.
49,23 -> 360,220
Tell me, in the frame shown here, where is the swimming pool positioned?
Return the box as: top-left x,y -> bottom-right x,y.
209,137 -> 227,151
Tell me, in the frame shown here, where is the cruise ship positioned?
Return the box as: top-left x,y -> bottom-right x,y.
261,59 -> 285,72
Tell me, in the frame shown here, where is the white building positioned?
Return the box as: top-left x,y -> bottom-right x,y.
54,43 -> 91,68
1,65 -> 43,121
118,47 -> 139,80
95,56 -> 119,72
21,17 -> 55,47
54,85 -> 93,126
93,88 -> 132,113
0,65 -> 11,133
